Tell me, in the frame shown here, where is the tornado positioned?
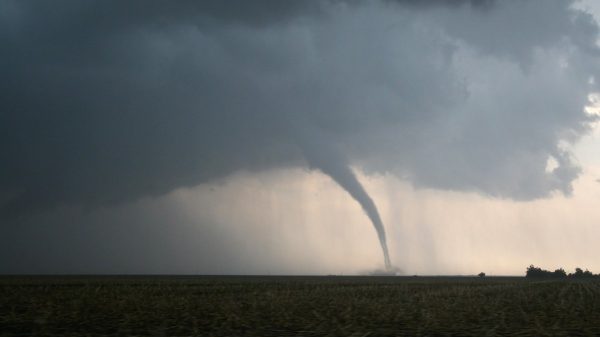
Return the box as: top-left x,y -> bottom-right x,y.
321,162 -> 392,269
302,141 -> 392,270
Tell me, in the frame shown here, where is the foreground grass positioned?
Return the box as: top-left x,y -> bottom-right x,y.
1,276 -> 600,336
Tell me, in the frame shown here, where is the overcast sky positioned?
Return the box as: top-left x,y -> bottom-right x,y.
1,0 -> 600,275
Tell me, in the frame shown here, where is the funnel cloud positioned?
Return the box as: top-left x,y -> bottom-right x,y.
301,135 -> 392,269
317,162 -> 391,269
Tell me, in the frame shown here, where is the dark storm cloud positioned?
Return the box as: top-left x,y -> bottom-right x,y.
3,0 -> 328,29
388,0 -> 493,8
1,0 -> 598,217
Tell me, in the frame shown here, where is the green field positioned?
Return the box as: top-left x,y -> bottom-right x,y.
2,276 -> 600,336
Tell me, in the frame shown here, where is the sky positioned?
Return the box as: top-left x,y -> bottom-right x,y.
1,0 -> 600,275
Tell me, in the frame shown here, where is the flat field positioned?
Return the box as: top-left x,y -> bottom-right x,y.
2,276 -> 600,336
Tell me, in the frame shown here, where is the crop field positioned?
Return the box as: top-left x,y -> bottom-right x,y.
2,276 -> 600,336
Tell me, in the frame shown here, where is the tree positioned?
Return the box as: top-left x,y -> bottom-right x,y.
570,267 -> 584,278
553,268 -> 567,278
526,265 -> 549,278
527,265 -> 600,278
526,265 -> 566,278
570,267 -> 594,278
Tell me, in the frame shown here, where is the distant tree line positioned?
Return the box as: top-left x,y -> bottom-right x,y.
526,265 -> 598,279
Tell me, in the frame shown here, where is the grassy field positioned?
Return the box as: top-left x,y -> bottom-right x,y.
2,276 -> 600,336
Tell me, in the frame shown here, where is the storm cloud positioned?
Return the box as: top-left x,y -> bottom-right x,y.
1,0 -> 599,219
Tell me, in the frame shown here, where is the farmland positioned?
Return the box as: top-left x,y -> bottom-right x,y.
2,276 -> 600,336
